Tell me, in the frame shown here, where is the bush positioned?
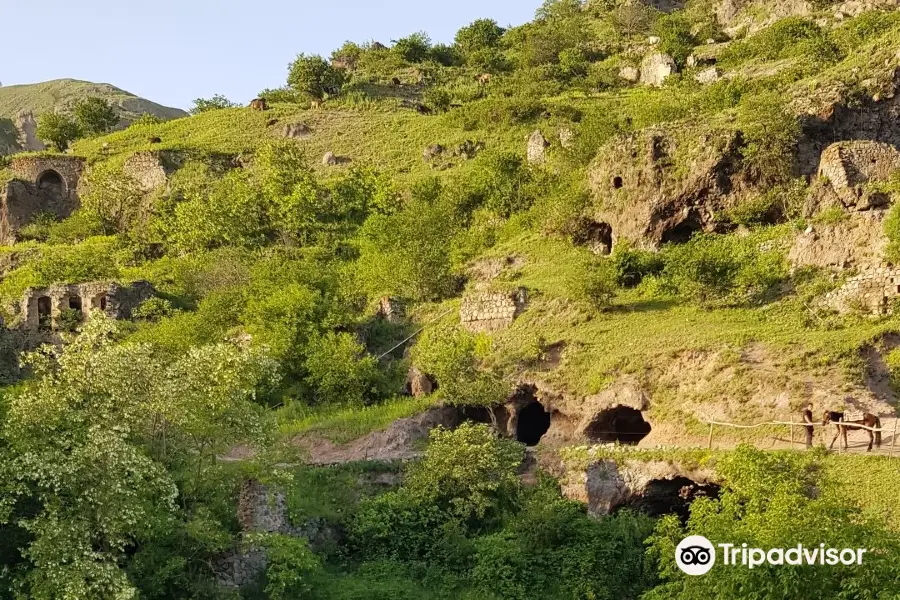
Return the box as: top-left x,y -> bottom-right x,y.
652,13 -> 698,66
423,87 -> 452,113
392,32 -> 431,63
719,18 -> 840,66
657,233 -> 788,306
736,92 -> 800,185
287,54 -> 346,100
566,256 -> 618,310
304,332 -> 381,405
189,94 -> 238,114
611,241 -> 664,288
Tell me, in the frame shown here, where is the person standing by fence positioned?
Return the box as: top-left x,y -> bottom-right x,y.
802,402 -> 815,449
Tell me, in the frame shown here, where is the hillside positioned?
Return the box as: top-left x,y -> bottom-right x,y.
3,1 -> 900,599
0,78 -> 187,154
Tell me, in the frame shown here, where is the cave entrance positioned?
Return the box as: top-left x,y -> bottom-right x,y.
37,170 -> 64,197
661,216 -> 703,245
585,406 -> 651,445
37,296 -> 52,331
517,401 -> 551,446
68,296 -> 82,312
572,219 -> 613,255
619,477 -> 720,521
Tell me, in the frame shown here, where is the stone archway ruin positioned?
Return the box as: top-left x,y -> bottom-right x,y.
584,406 -> 651,445
37,169 -> 65,197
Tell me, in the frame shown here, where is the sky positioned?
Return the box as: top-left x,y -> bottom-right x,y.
0,0 -> 542,111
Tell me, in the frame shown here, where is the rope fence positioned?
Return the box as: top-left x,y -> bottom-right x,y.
703,416 -> 900,456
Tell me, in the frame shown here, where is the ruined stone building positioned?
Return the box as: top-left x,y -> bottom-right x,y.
0,155 -> 85,244
19,281 -> 153,331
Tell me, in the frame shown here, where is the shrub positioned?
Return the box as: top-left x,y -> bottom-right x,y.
303,332 -> 381,405
189,94 -> 238,114
391,32 -> 431,63
657,233 -> 788,306
566,256 -> 618,310
287,54 -> 346,100
718,18 -> 840,66
423,87 -> 452,113
652,13 -> 698,66
736,92 -> 800,185
611,241 -> 664,288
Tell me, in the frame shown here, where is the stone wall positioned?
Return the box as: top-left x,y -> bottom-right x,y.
9,155 -> 85,201
817,141 -> 900,210
822,265 -> 900,315
19,280 -> 154,331
460,288 -> 528,332
0,179 -> 79,244
122,150 -> 183,192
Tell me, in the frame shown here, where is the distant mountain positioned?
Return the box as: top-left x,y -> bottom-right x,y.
0,78 -> 187,153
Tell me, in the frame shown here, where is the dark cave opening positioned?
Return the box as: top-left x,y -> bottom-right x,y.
661,214 -> 704,245
585,406 -> 651,445
516,401 -> 551,446
613,176 -> 624,189
572,219 -> 613,255
37,170 -> 64,197
618,477 -> 721,521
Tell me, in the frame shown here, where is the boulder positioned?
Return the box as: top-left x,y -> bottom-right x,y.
618,66 -> 640,82
322,151 -> 339,166
282,123 -> 312,140
527,130 -> 550,165
694,67 -> 721,85
640,52 -> 677,87
406,367 -> 435,398
559,128 -> 575,149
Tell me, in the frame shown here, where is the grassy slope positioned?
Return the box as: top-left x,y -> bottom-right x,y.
0,78 -> 187,121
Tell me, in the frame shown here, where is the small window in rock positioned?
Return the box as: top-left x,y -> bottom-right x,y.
613,176 -> 624,189
98,295 -> 108,310
69,296 -> 83,312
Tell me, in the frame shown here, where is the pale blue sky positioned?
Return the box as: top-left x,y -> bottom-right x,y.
1,1 -> 542,110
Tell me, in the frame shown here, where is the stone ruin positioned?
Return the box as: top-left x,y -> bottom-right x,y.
822,264 -> 900,315
19,280 -> 153,332
460,287 -> 528,332
376,296 -> 406,324
817,140 -> 900,211
122,150 -> 184,193
15,111 -> 45,152
0,155 -> 86,243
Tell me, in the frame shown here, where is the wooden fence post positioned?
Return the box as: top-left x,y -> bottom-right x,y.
790,415 -> 795,450
891,419 -> 898,458
707,423 -> 714,450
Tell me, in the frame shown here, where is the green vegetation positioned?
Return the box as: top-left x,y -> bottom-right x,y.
4,1 -> 900,599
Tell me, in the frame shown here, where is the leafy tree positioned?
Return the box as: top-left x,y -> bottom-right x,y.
79,162 -> 145,233
74,97 -> 119,136
652,13 -> 697,66
189,94 -> 238,114
36,112 -> 80,151
455,18 -> 506,55
736,92 -> 800,184
287,54 -> 346,100
392,32 -> 432,63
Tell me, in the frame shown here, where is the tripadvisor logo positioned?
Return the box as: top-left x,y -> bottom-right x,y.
675,536 -> 868,576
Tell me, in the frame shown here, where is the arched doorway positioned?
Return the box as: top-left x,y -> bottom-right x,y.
516,401 -> 551,446
36,170 -> 65,197
37,296 -> 52,331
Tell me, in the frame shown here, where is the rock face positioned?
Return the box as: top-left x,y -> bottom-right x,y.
460,288 -> 528,332
618,66 -> 640,83
406,367 -> 435,398
14,111 -> 44,151
588,126 -> 744,248
526,130 -> 550,165
789,214 -> 886,270
816,141 -> 900,210
640,52 -> 677,87
561,457 -> 718,517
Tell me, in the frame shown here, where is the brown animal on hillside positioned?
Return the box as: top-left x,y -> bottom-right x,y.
476,73 -> 492,85
249,98 -> 269,111
310,99 -> 322,109
391,77 -> 402,86
148,136 -> 162,144
823,410 -> 882,452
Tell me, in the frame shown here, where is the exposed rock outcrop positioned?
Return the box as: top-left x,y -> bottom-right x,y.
14,111 -> 44,152
640,53 -> 677,87
816,141 -> 900,211
527,130 -> 549,165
